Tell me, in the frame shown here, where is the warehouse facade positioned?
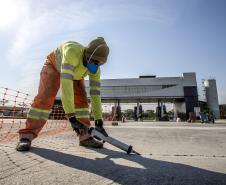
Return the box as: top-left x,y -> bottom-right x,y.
85,72 -> 199,119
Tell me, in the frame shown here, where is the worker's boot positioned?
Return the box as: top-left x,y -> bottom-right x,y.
16,138 -> 31,151
79,137 -> 103,148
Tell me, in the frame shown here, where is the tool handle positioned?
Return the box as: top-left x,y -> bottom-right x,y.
89,127 -> 133,154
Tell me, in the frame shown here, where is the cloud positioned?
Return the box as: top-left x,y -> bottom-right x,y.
4,1 -> 99,93
6,1 -> 98,64
4,0 -> 179,94
6,0 -> 177,63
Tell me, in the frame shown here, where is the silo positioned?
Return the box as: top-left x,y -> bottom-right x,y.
204,79 -> 220,118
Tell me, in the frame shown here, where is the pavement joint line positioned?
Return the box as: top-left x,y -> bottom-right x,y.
148,153 -> 226,158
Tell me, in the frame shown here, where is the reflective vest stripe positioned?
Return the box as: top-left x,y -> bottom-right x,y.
75,108 -> 89,112
62,63 -> 75,72
90,89 -> 100,95
76,115 -> 89,119
75,108 -> 89,118
90,81 -> 100,87
61,73 -> 73,80
75,110 -> 89,116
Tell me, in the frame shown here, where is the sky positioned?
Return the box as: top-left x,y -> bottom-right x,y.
0,0 -> 226,104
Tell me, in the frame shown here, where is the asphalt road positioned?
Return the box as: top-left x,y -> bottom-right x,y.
0,121 -> 226,185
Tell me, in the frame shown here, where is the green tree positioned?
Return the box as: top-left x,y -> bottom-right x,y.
123,109 -> 134,120
143,110 -> 155,120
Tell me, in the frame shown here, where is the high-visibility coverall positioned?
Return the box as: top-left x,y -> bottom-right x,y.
19,41 -> 102,141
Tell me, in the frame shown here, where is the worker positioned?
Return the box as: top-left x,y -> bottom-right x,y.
16,37 -> 109,151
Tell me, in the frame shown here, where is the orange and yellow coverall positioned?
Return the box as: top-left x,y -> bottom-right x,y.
19,41 -> 102,141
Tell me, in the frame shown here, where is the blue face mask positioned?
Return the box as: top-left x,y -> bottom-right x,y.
87,63 -> 99,74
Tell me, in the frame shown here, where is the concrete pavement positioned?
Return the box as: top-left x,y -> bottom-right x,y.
0,121 -> 226,185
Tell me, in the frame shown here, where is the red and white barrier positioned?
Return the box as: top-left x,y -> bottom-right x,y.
0,87 -> 69,142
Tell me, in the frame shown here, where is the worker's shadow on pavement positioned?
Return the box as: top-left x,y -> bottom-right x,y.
31,147 -> 226,185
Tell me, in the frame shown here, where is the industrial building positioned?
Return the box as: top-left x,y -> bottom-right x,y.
53,72 -> 220,120
84,72 -> 220,120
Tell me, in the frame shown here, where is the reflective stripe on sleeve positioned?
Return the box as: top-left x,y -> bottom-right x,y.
75,108 -> 89,118
90,89 -> 100,95
90,81 -> 100,87
62,63 -> 75,72
61,73 -> 73,80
